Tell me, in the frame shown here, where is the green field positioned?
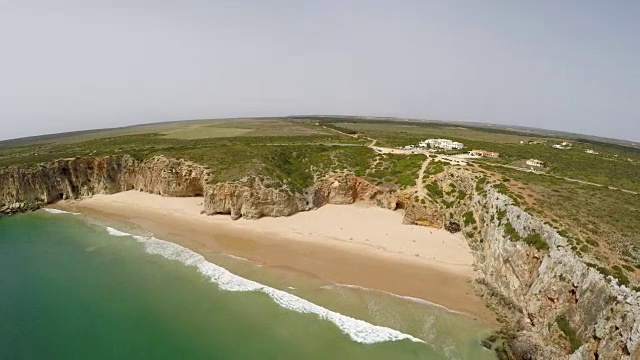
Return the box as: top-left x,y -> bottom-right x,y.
329,120 -> 640,193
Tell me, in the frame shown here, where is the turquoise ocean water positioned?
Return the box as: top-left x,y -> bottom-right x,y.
0,210 -> 495,360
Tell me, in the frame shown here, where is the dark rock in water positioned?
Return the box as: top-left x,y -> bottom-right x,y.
445,221 -> 461,233
481,339 -> 493,350
481,334 -> 499,350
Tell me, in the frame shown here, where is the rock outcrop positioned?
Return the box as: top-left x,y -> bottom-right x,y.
404,165 -> 640,360
203,177 -> 310,220
0,155 -> 208,213
0,157 -> 395,220
202,172 -> 397,219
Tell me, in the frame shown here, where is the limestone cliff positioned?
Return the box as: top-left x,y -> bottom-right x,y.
404,166 -> 640,360
202,172 -> 397,219
0,155 -> 208,213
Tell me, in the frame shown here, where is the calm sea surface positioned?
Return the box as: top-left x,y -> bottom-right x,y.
0,210 -> 495,360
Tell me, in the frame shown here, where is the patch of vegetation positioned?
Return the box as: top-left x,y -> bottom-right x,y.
321,122 -> 359,135
496,209 -> 507,222
425,160 -> 448,176
586,263 -> 630,287
493,182 -> 521,206
524,233 -> 550,251
425,182 -> 444,199
622,249 -> 634,258
475,176 -> 488,192
463,211 -> 477,226
622,264 -> 636,273
366,154 -> 423,188
555,315 -> 582,353
456,190 -> 467,201
504,221 -> 521,241
585,238 -> 599,247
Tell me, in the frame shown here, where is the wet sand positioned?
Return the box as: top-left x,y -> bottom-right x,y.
53,191 -> 497,325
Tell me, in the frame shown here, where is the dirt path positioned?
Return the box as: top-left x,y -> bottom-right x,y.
416,157 -> 432,198
320,125 -> 358,138
478,162 -> 639,195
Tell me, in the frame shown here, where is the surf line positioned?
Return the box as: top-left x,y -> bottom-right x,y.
43,208 -> 81,215
105,227 -> 424,345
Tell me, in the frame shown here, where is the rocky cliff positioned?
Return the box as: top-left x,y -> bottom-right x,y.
1,156 -> 638,359
202,172 -> 397,219
0,157 -> 396,218
0,156 -> 208,213
403,165 -> 640,360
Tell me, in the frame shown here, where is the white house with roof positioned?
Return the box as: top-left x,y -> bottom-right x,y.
526,159 -> 545,167
418,139 -> 464,150
469,149 -> 499,158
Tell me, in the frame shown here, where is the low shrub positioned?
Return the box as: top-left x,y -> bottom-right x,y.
504,221 -> 521,241
463,211 -> 477,226
556,315 -> 582,353
524,233 -> 550,251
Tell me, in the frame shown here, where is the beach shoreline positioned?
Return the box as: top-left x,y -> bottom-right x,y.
52,190 -> 497,326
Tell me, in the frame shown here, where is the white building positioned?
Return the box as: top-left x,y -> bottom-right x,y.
585,149 -> 599,155
552,144 -> 567,150
526,159 -> 545,167
418,139 -> 464,150
469,150 -> 499,158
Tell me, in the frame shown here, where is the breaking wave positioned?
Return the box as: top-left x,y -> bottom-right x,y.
43,208 -> 80,215
106,227 -> 132,237
323,283 -> 463,315
104,227 -> 423,345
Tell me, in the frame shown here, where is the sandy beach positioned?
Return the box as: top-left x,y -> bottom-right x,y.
53,190 -> 495,324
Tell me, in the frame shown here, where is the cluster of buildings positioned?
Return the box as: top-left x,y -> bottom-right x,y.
418,139 -> 464,150
468,149 -> 499,158
552,141 -> 572,150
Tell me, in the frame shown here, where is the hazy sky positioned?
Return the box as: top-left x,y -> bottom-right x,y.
1,0 -> 638,141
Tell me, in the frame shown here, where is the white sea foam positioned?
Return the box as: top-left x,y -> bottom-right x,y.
43,208 -> 80,215
105,227 -> 423,345
223,253 -> 253,263
323,283 -> 463,315
106,227 -> 132,237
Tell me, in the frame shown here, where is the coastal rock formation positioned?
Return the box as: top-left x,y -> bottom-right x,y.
202,172 -> 396,220
130,156 -> 208,197
312,172 -> 397,209
1,155 -> 639,359
0,155 -> 207,213
203,177 -> 309,220
408,165 -> 640,360
0,157 -> 393,220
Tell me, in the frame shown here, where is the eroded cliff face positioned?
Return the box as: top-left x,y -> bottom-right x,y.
0,156 -> 208,213
403,166 -> 640,360
202,172 -> 397,219
2,156 -> 638,359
